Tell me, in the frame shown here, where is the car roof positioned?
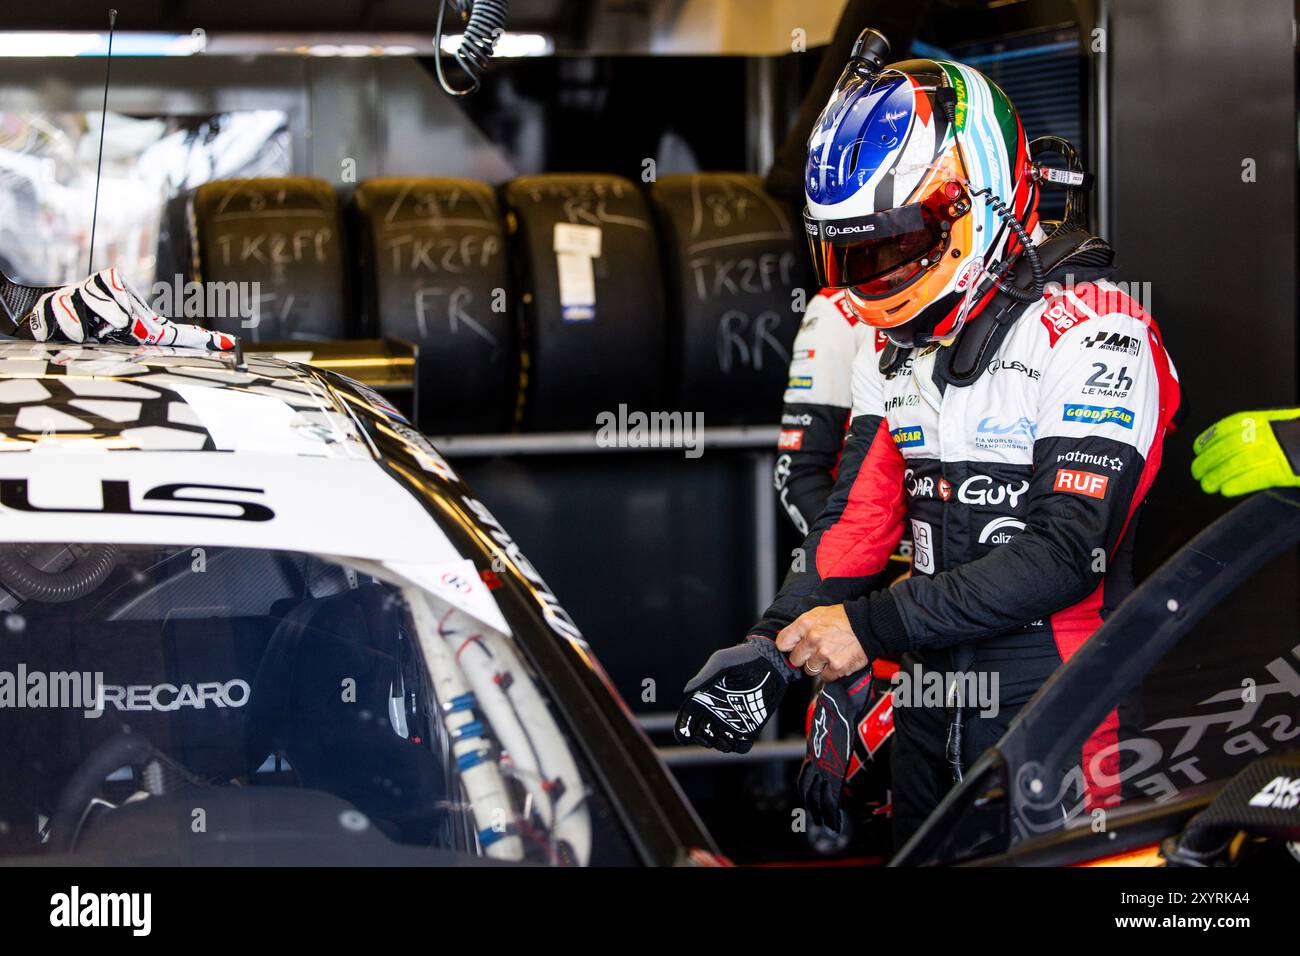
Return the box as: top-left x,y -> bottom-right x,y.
0,341 -> 372,459
0,341 -> 464,566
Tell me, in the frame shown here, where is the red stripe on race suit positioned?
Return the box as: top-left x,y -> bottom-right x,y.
815,417 -> 907,580
829,408 -> 851,483
1050,314 -> 1180,809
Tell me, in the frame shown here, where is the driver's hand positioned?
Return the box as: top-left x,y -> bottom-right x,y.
1192,408 -> 1300,496
673,637 -> 798,753
29,268 -> 237,351
776,604 -> 868,682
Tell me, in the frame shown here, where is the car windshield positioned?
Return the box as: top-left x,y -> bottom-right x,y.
0,542 -> 636,865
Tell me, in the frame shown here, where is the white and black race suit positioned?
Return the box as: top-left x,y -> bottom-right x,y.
751,278 -> 1181,843
775,289 -> 873,536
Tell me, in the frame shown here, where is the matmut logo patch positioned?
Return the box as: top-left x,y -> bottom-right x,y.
1054,468 -> 1109,499
778,429 -> 804,450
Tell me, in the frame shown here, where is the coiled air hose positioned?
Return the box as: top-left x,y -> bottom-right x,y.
969,185 -> 1046,304
0,543 -> 119,603
434,0 -> 510,97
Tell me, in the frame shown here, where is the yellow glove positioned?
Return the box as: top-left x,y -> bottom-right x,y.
1191,408 -> 1300,497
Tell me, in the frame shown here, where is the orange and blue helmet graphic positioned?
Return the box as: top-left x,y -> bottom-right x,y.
805,58 -> 1037,345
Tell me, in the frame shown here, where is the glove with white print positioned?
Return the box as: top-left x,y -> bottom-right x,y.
798,666 -> 873,832
27,268 -> 236,351
673,637 -> 799,753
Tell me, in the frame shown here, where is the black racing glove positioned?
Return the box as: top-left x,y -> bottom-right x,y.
673,636 -> 799,754
798,667 -> 874,832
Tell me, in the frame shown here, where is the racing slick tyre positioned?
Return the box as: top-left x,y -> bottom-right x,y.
352,178 -> 515,435
650,173 -> 808,425
502,174 -> 666,432
190,177 -> 352,342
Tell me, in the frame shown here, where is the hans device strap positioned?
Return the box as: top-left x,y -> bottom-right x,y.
934,228 -> 1116,387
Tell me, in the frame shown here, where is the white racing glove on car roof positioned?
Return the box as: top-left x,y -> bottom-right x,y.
28,268 -> 236,351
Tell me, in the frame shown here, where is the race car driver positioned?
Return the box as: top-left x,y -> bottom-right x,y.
675,33 -> 1181,846
7,267 -> 236,350
1192,408 -> 1300,496
778,294 -> 904,832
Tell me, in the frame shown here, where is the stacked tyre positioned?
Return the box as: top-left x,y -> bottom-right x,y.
352,178 -> 514,435
502,174 -> 667,432
189,177 -> 351,342
651,173 -> 808,425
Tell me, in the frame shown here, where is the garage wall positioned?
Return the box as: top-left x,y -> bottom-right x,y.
1107,0 -> 1297,616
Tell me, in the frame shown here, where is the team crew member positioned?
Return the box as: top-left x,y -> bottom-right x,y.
1192,408 -> 1300,496
675,34 -> 1180,845
777,291 -> 904,830
777,289 -> 874,535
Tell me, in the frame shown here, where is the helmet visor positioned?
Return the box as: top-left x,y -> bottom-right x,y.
804,181 -> 967,292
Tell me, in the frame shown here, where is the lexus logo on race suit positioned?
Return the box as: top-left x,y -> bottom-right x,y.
958,475 -> 1029,508
988,358 -> 1041,380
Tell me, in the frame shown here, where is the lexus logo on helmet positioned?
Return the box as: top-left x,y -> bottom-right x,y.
825,222 -> 875,238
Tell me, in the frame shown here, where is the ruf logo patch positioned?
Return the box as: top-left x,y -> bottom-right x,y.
1054,468 -> 1109,499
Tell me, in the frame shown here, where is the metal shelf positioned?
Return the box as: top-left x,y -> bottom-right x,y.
436,425 -> 787,772
431,425 -> 780,458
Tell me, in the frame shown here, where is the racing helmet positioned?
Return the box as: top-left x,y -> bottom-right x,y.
804,33 -> 1039,347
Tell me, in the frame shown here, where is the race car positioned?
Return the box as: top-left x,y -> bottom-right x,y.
0,341 -> 715,866
894,486 -> 1300,867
